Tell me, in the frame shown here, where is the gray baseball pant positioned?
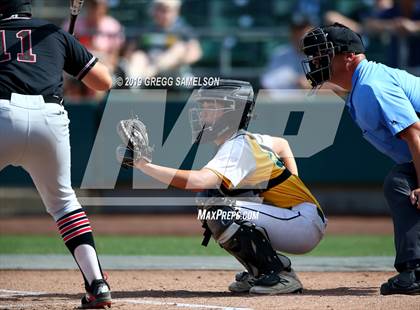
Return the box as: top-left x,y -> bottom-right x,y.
384,162 -> 420,272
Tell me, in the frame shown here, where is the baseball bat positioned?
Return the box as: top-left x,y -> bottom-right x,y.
68,0 -> 85,35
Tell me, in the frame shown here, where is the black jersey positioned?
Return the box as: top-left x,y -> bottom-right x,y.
0,17 -> 97,97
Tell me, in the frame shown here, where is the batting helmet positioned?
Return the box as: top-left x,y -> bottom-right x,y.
0,0 -> 32,19
189,79 -> 255,143
300,23 -> 365,88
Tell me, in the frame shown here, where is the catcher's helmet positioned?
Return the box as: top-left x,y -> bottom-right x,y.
300,23 -> 365,88
189,79 -> 255,143
0,0 -> 32,19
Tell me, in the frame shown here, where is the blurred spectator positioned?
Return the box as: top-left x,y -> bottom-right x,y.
325,0 -> 394,33
63,0 -> 124,55
63,0 -> 125,101
364,0 -> 420,67
125,0 -> 202,84
260,17 -> 313,90
292,0 -> 333,25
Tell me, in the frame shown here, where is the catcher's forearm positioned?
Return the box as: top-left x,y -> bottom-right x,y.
116,117 -> 219,190
136,162 -> 205,190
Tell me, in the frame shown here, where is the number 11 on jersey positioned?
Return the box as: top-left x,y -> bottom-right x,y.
0,29 -> 37,63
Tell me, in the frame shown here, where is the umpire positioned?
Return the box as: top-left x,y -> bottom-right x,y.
301,23 -> 420,295
0,1 -> 112,308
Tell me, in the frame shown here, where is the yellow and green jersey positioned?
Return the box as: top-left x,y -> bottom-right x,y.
204,130 -> 321,210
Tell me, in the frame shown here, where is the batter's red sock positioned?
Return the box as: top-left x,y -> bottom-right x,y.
56,209 -> 104,287
56,209 -> 92,243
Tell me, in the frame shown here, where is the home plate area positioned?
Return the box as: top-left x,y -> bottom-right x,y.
1,270 -> 419,310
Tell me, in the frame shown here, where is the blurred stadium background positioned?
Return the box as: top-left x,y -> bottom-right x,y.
1,0 -> 420,217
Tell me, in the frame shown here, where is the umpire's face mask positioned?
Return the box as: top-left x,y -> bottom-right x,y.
301,27 -> 335,89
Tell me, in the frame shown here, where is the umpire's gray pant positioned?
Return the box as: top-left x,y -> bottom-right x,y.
384,162 -> 420,271
0,94 -> 82,220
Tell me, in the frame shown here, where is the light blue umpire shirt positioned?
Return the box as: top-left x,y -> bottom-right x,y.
346,59 -> 420,164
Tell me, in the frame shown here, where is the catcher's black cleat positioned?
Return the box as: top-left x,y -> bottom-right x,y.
229,270 -> 303,294
250,271 -> 303,295
228,271 -> 255,293
80,279 -> 112,309
380,271 -> 420,295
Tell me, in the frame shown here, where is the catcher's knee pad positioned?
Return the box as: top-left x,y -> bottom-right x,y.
198,199 -> 290,278
197,196 -> 244,243
200,206 -> 240,241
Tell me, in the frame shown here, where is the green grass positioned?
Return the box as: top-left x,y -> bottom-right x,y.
0,234 -> 395,256
309,235 -> 394,256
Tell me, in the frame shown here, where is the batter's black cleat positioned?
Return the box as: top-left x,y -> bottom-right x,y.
80,279 -> 112,309
380,271 -> 420,295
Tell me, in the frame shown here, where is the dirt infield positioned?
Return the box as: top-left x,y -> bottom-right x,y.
0,216 -> 400,309
0,214 -> 394,235
1,270 -> 419,310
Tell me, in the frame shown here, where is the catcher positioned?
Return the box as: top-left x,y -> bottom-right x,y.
116,80 -> 327,294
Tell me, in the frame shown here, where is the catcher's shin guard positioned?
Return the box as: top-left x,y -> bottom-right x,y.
199,202 -> 290,278
221,222 -> 290,277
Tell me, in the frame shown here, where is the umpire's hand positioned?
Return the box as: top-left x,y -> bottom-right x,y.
410,188 -> 420,209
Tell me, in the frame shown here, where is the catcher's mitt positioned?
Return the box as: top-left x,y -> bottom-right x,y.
116,117 -> 153,168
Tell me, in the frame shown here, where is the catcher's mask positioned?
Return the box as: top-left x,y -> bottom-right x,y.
0,0 -> 32,19
189,79 -> 255,143
300,23 -> 365,88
